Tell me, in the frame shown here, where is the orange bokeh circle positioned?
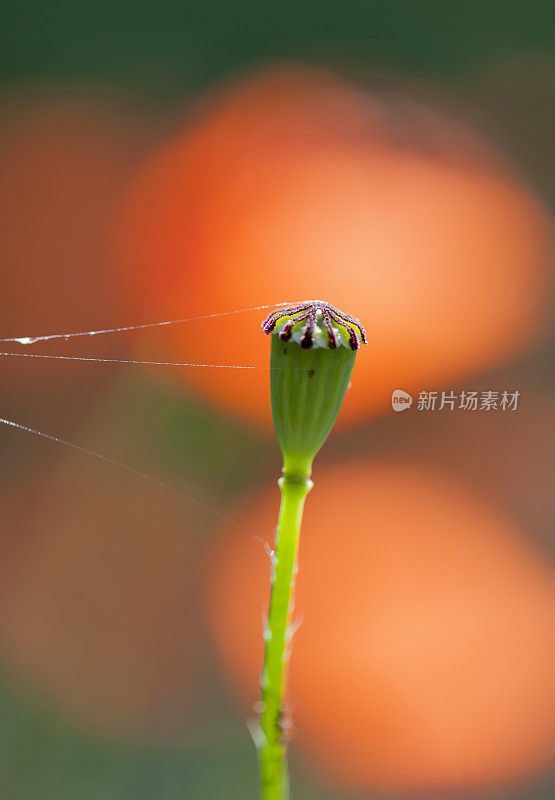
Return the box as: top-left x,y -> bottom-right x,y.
119,67 -> 552,426
203,459 -> 555,794
0,453 -> 201,739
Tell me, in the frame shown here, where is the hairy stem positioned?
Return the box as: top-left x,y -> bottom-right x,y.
258,467 -> 313,800
259,302 -> 364,797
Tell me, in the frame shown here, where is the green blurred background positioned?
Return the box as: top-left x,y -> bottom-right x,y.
0,2 -> 553,798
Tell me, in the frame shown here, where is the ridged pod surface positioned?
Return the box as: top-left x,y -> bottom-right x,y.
263,300 -> 365,475
270,338 -> 355,476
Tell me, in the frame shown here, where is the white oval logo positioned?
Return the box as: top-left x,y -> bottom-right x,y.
392,389 -> 413,412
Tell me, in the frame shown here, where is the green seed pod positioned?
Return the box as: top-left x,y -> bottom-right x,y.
262,301 -> 366,478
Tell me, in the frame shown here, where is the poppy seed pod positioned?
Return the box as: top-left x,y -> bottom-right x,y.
262,301 -> 366,477
258,300 -> 366,798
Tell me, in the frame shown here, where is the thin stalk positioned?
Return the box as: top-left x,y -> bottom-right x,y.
258,467 -> 313,800
258,301 -> 365,799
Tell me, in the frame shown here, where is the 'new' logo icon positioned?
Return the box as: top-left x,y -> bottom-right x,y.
392,389 -> 413,412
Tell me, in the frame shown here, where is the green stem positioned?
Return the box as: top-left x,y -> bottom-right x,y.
258,462 -> 313,800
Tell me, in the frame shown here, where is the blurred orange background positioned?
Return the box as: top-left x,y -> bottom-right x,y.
119,67 -> 552,425
0,4 -> 553,799
204,460 -> 555,794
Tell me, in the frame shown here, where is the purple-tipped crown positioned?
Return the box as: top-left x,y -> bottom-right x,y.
262,301 -> 367,352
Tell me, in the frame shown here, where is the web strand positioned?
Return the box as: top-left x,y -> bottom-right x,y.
0,352 -> 305,371
0,352 -> 261,369
0,300 -> 306,538
0,301 -> 303,345
0,416 -> 239,526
